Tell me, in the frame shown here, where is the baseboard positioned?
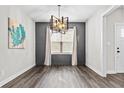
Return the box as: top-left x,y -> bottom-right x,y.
86,63 -> 105,77
107,71 -> 116,74
0,64 -> 35,87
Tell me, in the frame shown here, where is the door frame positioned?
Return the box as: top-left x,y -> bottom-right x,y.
102,5 -> 121,77
114,23 -> 124,73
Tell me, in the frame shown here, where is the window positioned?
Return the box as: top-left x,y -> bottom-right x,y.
51,28 -> 74,54
121,29 -> 124,37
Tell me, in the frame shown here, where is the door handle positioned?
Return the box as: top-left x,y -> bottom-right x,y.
117,51 -> 120,53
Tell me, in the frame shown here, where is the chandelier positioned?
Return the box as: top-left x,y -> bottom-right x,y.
50,5 -> 69,34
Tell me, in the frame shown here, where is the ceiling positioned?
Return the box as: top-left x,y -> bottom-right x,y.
19,5 -> 110,22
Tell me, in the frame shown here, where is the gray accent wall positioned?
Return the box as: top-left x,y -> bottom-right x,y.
52,54 -> 72,65
35,22 -> 85,66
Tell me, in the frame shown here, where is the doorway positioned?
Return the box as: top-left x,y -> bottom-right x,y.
103,6 -> 124,76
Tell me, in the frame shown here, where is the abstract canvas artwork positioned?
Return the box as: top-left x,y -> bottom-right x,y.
8,17 -> 26,49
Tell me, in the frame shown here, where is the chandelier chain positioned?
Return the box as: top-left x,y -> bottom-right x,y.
58,5 -> 61,18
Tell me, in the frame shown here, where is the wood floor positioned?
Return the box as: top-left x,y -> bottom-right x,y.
1,66 -> 124,88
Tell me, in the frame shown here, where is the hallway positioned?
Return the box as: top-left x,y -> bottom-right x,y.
2,66 -> 124,88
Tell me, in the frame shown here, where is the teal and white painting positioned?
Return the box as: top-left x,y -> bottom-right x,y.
8,17 -> 26,49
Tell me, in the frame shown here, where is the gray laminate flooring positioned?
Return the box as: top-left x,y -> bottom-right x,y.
2,66 -> 124,88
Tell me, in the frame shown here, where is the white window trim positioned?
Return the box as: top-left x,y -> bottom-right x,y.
51,28 -> 74,54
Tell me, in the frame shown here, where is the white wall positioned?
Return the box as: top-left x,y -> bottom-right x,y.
86,6 -> 111,77
105,7 -> 124,73
0,6 -> 35,87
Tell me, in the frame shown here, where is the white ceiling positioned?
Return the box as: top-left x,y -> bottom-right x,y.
19,5 -> 110,22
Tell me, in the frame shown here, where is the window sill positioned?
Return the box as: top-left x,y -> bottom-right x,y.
51,53 -> 72,55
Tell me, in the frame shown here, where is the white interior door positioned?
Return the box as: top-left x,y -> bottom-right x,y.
115,23 -> 124,73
